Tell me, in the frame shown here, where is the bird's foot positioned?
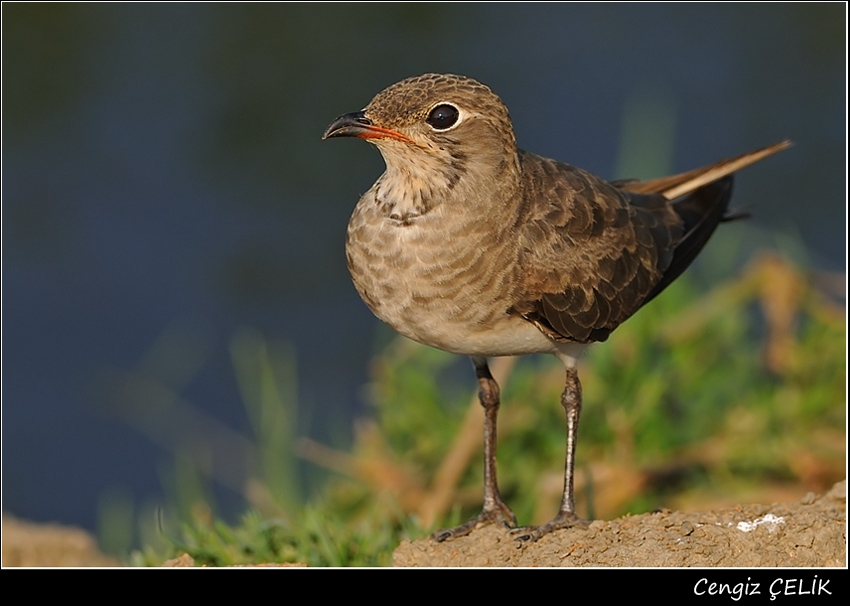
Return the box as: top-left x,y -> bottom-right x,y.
431,502 -> 517,542
511,511 -> 589,544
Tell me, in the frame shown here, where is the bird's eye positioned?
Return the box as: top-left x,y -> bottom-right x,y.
426,104 -> 460,130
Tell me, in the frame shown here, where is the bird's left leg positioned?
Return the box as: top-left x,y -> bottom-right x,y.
432,356 -> 517,541
513,362 -> 590,543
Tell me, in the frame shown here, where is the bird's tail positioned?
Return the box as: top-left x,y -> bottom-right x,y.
623,140 -> 792,307
640,176 -> 735,306
619,140 -> 792,200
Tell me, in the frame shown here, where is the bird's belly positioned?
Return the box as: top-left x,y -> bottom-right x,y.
372,295 -> 557,356
346,212 -> 557,357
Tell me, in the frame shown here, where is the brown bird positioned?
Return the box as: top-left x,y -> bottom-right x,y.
323,73 -> 791,543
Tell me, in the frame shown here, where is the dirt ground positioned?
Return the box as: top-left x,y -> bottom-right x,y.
2,514 -> 122,567
3,481 -> 844,567
393,480 -> 846,567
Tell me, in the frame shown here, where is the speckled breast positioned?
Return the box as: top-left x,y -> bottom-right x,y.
345,198 -> 556,357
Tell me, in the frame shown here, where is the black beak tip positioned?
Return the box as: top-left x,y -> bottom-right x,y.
323,111 -> 370,140
321,122 -> 343,140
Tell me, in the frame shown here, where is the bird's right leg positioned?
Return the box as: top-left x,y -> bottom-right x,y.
431,356 -> 517,541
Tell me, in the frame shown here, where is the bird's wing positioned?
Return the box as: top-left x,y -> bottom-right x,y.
510,150 -> 731,344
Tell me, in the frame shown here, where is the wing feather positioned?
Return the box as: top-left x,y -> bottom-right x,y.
509,142 -> 790,344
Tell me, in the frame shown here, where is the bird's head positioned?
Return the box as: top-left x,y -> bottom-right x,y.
323,74 -> 521,212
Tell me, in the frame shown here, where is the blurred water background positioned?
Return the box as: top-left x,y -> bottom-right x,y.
2,3 -> 845,548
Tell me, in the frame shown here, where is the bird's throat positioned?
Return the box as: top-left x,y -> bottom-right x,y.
372,147 -> 459,223
372,171 -> 434,224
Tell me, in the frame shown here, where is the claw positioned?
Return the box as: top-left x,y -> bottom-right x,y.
511,512 -> 590,544
432,505 -> 517,542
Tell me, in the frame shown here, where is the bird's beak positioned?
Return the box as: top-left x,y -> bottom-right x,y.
322,111 -> 413,143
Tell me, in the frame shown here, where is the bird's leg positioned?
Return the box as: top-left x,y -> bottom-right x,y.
513,366 -> 589,543
432,356 -> 517,542
475,356 -> 517,526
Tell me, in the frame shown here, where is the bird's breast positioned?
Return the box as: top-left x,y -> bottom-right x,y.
345,193 -> 555,356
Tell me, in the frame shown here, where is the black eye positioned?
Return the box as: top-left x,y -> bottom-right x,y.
426,104 -> 460,130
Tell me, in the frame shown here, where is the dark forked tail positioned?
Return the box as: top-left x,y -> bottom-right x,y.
640,176 -> 734,308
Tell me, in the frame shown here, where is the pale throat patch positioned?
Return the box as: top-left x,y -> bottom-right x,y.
372,142 -> 459,222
